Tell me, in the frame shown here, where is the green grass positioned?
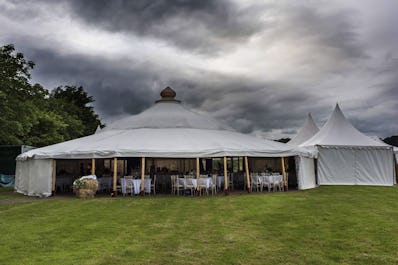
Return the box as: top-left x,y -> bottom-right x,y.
0,187 -> 25,200
1,186 -> 398,265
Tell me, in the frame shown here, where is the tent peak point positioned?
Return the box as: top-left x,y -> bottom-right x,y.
155,86 -> 181,103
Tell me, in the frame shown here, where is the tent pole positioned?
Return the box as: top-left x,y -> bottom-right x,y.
52,159 -> 56,196
196,157 -> 200,196
113,158 -> 117,196
91,158 -> 95,175
140,157 -> 145,196
224,156 -> 228,195
244,156 -> 251,193
281,157 -> 287,191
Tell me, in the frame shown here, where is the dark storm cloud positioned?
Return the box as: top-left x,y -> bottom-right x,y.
25,47 -> 158,118
63,0 -> 262,55
1,0 -> 397,138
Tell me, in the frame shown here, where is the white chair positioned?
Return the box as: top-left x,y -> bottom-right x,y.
199,177 -> 210,196
170,175 -> 176,195
228,173 -> 234,191
262,175 -> 272,192
210,174 -> 217,195
251,173 -> 262,192
184,175 -> 195,196
277,175 -> 284,191
174,175 -> 184,196
123,176 -> 134,196
150,175 -> 156,195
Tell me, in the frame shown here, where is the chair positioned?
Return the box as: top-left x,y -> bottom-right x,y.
275,175 -> 284,191
123,176 -> 134,196
210,174 -> 217,195
262,175 -> 272,192
228,173 -> 234,191
170,175 -> 177,195
171,175 -> 184,196
199,177 -> 210,196
184,175 -> 195,196
251,173 -> 262,192
150,175 -> 157,195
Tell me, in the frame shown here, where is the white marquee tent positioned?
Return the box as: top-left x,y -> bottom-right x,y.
287,113 -> 320,190
300,104 -> 396,186
288,113 -> 319,146
15,87 -> 311,197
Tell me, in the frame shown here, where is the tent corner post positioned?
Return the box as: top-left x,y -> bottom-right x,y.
113,157 -> 118,196
196,157 -> 200,195
223,156 -> 228,194
141,157 -> 145,195
51,159 -> 56,196
244,156 -> 251,192
91,158 -> 96,175
281,157 -> 288,191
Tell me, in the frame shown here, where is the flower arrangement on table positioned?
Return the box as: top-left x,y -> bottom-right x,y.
73,175 -> 98,198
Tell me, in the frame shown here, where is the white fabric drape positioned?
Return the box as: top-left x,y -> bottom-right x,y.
318,146 -> 394,186
296,156 -> 316,190
15,159 -> 53,197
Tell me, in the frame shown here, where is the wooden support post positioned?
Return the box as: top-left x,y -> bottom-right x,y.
113,157 -> 117,196
281,157 -> 287,191
51,159 -> 56,196
244,156 -> 251,193
91,158 -> 96,175
223,156 -> 228,195
196,157 -> 200,196
141,157 -> 145,195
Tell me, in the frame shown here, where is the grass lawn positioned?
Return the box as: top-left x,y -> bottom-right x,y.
1,186 -> 398,265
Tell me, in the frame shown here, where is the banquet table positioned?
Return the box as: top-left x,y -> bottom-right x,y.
121,178 -> 151,194
217,176 -> 224,190
178,177 -> 213,190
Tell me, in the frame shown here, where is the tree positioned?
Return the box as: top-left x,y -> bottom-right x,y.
50,86 -> 104,137
0,44 -> 48,145
383,136 -> 398,147
0,44 -> 103,147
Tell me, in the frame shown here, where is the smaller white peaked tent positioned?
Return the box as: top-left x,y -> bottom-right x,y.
394,147 -> 398,163
288,113 -> 320,190
288,113 -> 319,146
301,104 -> 396,186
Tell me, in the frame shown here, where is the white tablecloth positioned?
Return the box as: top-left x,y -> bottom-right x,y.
217,176 -> 224,189
178,177 -> 212,189
121,178 -> 151,194
258,175 -> 283,184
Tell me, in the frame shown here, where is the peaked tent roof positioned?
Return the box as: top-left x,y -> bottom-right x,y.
18,87 -> 310,160
300,104 -> 390,147
288,113 -> 319,146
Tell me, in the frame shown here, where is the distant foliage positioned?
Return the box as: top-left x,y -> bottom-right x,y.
383,136 -> 398,147
0,44 -> 103,147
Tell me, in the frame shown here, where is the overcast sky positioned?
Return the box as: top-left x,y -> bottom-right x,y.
1,0 -> 397,139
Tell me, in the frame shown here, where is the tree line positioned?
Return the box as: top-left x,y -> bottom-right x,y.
0,44 -> 103,147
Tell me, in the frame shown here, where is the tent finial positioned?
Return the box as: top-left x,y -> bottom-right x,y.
156,86 -> 181,103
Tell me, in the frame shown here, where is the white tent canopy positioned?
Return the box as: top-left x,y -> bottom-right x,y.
16,87 -> 311,197
300,104 -> 395,186
287,113 -> 319,190
288,113 -> 319,146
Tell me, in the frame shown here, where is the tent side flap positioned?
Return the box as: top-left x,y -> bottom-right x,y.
318,146 -> 394,186
297,156 -> 317,190
15,159 -> 53,197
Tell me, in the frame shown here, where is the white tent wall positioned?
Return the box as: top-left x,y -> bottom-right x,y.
317,146 -> 394,186
15,160 -> 29,194
296,156 -> 316,190
15,159 -> 53,197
